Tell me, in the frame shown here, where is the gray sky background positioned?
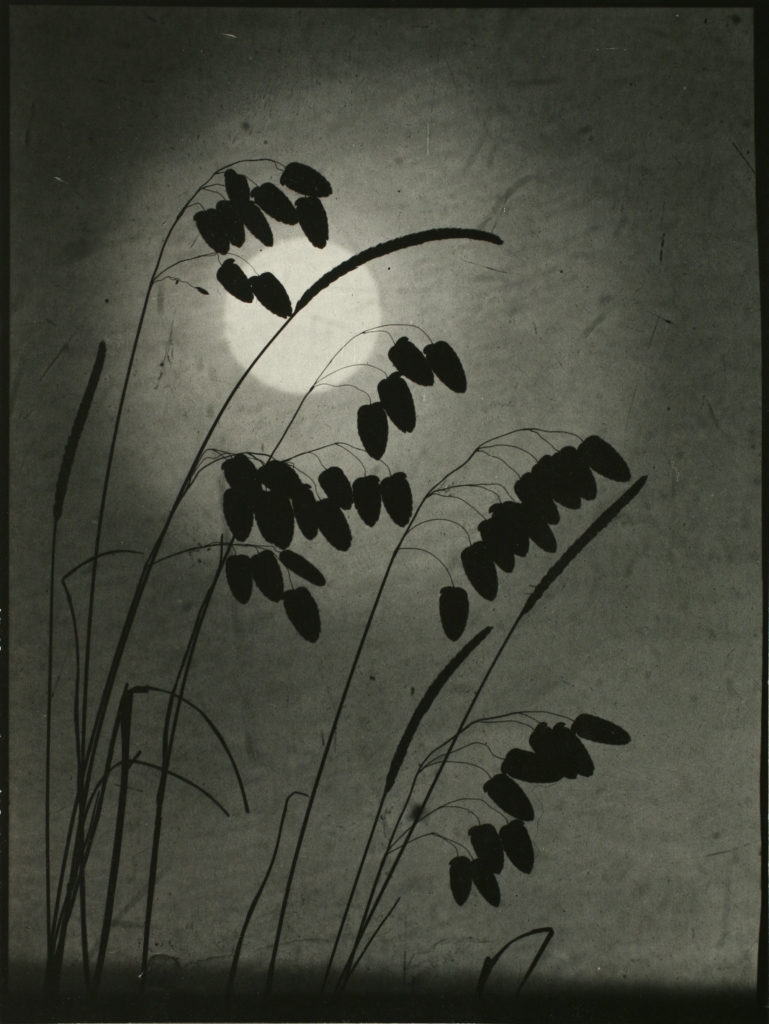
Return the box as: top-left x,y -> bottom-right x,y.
9,6 -> 761,999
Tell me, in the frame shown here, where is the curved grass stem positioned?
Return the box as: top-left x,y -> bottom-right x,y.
48,206 -> 501,995
134,685 -> 249,813
319,622 -> 489,991
263,443 -> 489,996
139,538 -> 232,986
336,476 -> 647,991
226,791 -> 308,1003
476,927 -> 555,998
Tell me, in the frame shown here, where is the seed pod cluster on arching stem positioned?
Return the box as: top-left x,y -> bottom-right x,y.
446,712 -> 631,906
438,436 -> 631,642
356,337 -> 468,460
218,441 -> 418,639
221,454 -> 329,641
194,161 -> 333,315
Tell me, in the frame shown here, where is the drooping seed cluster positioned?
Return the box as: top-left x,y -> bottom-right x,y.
439,436 -> 632,642
219,335 -> 470,641
448,713 -> 631,907
357,337 -> 466,460
194,162 -> 332,318
220,449 -> 415,642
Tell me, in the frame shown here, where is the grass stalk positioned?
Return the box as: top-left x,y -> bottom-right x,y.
139,539 -> 232,985
320,626 -> 493,993
262,445 -> 485,996
336,476 -> 647,990
45,340 -> 106,1004
91,688 -> 134,992
135,686 -> 249,813
475,927 -> 554,998
47,202 -> 501,997
226,791 -> 308,1004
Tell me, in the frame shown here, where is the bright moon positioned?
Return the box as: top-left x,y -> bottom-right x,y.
223,238 -> 383,394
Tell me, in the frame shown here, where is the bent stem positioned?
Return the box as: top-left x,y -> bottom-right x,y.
49,203 -> 501,992
262,441 -> 491,996
320,626 -> 493,994
226,791 -> 308,1003
346,898 -> 401,981
45,160 -> 268,995
83,226 -> 499,786
91,688 -> 134,993
139,539 -> 232,986
46,665 -> 134,999
475,927 -> 555,998
337,476 -> 648,990
135,686 -> 249,814
45,341 -> 107,1002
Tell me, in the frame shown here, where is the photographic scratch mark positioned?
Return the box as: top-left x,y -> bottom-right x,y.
459,256 -> 508,274
443,55 -> 460,92
702,395 -> 730,439
512,362 -> 532,382
705,842 -> 754,858
146,14 -> 157,22
624,385 -> 637,437
426,47 -> 440,158
648,313 -> 675,347
670,459 -> 680,483
581,312 -> 606,339
658,200 -> 666,267
39,336 -> 74,382
702,395 -> 718,425
221,32 -> 237,39
481,176 -> 534,232
155,318 -> 175,388
508,77 -> 560,87
648,318 -> 660,346
53,176 -> 68,185
613,165 -> 632,238
244,732 -> 256,762
91,77 -> 110,85
463,129 -> 489,174
729,139 -> 755,175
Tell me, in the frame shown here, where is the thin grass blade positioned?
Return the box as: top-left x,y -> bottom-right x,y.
54,341 -> 106,521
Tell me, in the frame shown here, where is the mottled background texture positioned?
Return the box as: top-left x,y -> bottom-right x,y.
9,5 -> 761,1004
